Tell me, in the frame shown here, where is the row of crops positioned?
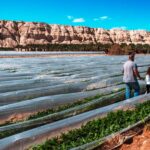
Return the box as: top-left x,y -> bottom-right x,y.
0,54 -> 150,150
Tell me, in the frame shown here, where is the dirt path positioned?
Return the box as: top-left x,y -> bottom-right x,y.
120,127 -> 150,150
0,53 -> 105,58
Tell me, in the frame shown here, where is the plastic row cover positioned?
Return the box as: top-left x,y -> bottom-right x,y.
0,79 -> 56,93
71,116 -> 150,150
0,83 -> 146,133
0,84 -> 126,123
0,73 -> 123,105
0,93 -> 150,150
0,66 -> 147,106
0,91 -> 124,133
0,72 -> 127,106
0,82 -> 87,106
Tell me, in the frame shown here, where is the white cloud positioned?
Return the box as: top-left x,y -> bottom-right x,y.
67,16 -> 73,20
136,29 -> 146,31
93,18 -> 99,21
100,16 -> 109,20
73,18 -> 85,23
67,16 -> 85,23
94,16 -> 110,21
112,26 -> 127,30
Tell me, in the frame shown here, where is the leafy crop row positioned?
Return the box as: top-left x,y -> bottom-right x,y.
28,94 -> 104,120
23,88 -> 124,120
0,90 -> 124,139
0,94 -> 104,127
31,100 -> 150,150
0,94 -> 106,139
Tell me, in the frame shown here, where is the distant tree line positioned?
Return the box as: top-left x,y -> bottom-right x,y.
0,47 -> 15,51
1,43 -> 150,54
14,44 -> 111,53
108,43 -> 150,55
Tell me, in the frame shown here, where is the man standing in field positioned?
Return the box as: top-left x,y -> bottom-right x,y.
123,52 -> 143,99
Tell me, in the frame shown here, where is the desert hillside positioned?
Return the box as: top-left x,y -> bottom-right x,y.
0,20 -> 150,48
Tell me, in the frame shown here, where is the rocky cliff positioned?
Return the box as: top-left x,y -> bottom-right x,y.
0,20 -> 150,48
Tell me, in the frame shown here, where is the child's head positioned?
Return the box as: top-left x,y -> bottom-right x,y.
147,67 -> 150,75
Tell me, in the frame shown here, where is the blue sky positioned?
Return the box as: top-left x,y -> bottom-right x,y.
0,0 -> 150,30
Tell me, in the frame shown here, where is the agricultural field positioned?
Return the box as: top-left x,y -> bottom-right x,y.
0,52 -> 150,150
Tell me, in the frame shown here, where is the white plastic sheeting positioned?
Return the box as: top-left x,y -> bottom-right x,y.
0,84 -> 126,123
0,53 -> 149,150
0,94 -> 150,150
0,91 -> 124,134
0,66 -> 148,106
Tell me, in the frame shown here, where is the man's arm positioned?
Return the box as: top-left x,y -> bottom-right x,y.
122,64 -> 124,74
133,68 -> 142,79
133,64 -> 144,80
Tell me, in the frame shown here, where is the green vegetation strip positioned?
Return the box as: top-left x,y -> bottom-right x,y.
0,94 -> 105,127
31,99 -> 150,150
0,90 -> 124,139
72,114 -> 150,150
28,94 -> 104,120
0,88 -> 124,127
28,88 -> 124,119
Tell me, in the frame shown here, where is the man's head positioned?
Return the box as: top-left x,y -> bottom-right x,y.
128,52 -> 135,61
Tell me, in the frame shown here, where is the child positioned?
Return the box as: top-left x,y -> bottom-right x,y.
146,67 -> 150,93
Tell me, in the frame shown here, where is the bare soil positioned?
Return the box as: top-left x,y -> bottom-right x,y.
0,53 -> 105,58
95,124 -> 150,150
120,127 -> 150,150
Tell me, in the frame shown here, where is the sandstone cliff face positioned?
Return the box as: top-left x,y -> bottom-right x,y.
0,20 -> 150,47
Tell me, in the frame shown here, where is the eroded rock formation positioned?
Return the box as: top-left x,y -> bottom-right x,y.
0,20 -> 150,48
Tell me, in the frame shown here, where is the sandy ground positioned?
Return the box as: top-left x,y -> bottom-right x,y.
0,53 -> 149,58
0,53 -> 106,58
120,127 -> 150,150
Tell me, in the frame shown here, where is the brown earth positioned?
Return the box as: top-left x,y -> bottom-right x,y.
0,53 -> 105,58
95,123 -> 150,150
120,127 -> 150,150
